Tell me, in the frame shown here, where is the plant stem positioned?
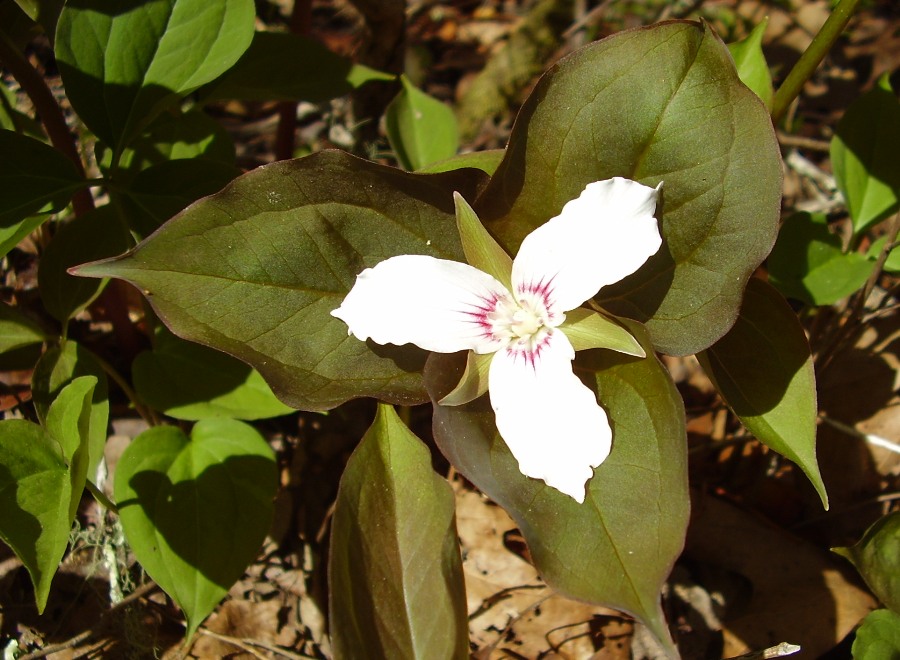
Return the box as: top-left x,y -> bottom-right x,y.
86,479 -> 119,514
274,0 -> 313,161
0,27 -> 94,217
770,0 -> 861,125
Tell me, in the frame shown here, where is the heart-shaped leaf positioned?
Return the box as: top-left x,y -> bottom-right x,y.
74,150 -> 487,411
132,330 -> 294,420
55,0 -> 255,155
0,376 -> 95,612
476,21 -> 782,356
424,321 -> 688,653
114,418 -> 277,637
697,278 -> 827,507
329,404 -> 468,659
834,511 -> 900,613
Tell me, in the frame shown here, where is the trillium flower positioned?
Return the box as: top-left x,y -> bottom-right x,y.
332,177 -> 662,502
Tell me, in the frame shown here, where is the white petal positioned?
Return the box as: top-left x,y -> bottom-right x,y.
511,178 -> 662,313
488,330 -> 611,502
332,255 -> 510,354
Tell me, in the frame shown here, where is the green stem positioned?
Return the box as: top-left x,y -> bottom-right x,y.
770,0 -> 861,125
86,479 -> 119,514
91,350 -> 161,427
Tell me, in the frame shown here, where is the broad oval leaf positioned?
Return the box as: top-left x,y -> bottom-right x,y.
852,609 -> 900,659
834,511 -> 900,613
198,31 -> 393,103
425,321 -> 688,653
830,75 -> 900,235
74,150 -> 487,411
386,75 -> 459,171
768,212 -> 874,306
55,0 -> 255,154
329,404 -> 468,660
114,418 -> 277,638
0,302 -> 48,354
476,21 -> 782,356
133,330 -> 294,420
696,278 -> 827,507
0,129 -> 85,256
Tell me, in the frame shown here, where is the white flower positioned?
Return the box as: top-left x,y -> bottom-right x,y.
332,178 -> 662,502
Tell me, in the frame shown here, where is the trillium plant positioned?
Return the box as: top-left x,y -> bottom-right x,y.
332,178 -> 662,501
11,0 -> 896,654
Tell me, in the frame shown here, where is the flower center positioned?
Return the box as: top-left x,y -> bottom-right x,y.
482,288 -> 561,355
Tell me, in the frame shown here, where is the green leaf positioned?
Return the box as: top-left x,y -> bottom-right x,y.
329,404 -> 468,660
727,18 -> 773,108
454,191 -> 512,290
768,212 -> 874,306
419,149 -> 504,175
32,341 -> 109,477
114,418 -> 277,638
0,302 -> 48,354
476,21 -> 782,356
198,31 -> 392,103
55,0 -> 255,154
560,308 -> 645,356
73,150 -> 488,411
11,0 -> 62,38
117,158 -> 240,236
0,129 -> 85,254
852,609 -> 900,659
697,279 -> 827,507
386,75 -> 459,171
0,376 -> 95,612
38,205 -> 133,322
424,321 -> 688,653
868,236 -> 900,274
831,75 -> 900,234
133,330 -> 294,420
834,511 -> 900,613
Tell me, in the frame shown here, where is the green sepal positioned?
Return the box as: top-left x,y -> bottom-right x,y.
439,351 -> 492,407
454,192 -> 512,291
560,308 -> 646,357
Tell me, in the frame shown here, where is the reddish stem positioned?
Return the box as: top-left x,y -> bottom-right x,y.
274,0 -> 313,161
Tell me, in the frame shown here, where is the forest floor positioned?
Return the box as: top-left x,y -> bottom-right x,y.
1,0 -> 899,658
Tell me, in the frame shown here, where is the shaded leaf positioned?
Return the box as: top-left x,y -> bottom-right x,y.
55,0 -> 255,154
419,149 -> 504,175
133,330 -> 294,420
386,75 -> 459,171
768,212 -> 874,306
74,150 -> 488,411
834,511 -> 900,613
425,321 -> 688,652
32,341 -> 109,477
830,75 -> 900,234
330,404 -> 468,660
12,0 -> 62,38
0,376 -> 95,612
727,18 -> 772,108
199,31 -> 392,103
0,302 -> 48,354
0,129 -> 85,255
476,21 -> 782,356
114,418 -> 277,638
697,278 -> 827,507
852,609 -> 900,659
38,205 -> 133,322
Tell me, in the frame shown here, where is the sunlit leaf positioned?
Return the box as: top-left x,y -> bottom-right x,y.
831,75 -> 900,235
834,511 -> 900,613
0,302 -> 48,354
424,321 -> 687,653
198,31 -> 392,103
114,418 -> 277,638
32,341 -> 109,477
727,18 -> 772,108
0,376 -> 95,612
419,149 -> 504,175
133,329 -> 294,420
386,75 -> 459,171
852,609 -> 900,659
55,0 -> 255,154
697,279 -> 827,507
74,150 -> 487,411
0,129 -> 85,255
476,21 -> 782,356
38,205 -> 133,322
768,212 -> 874,306
330,404 -> 468,659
